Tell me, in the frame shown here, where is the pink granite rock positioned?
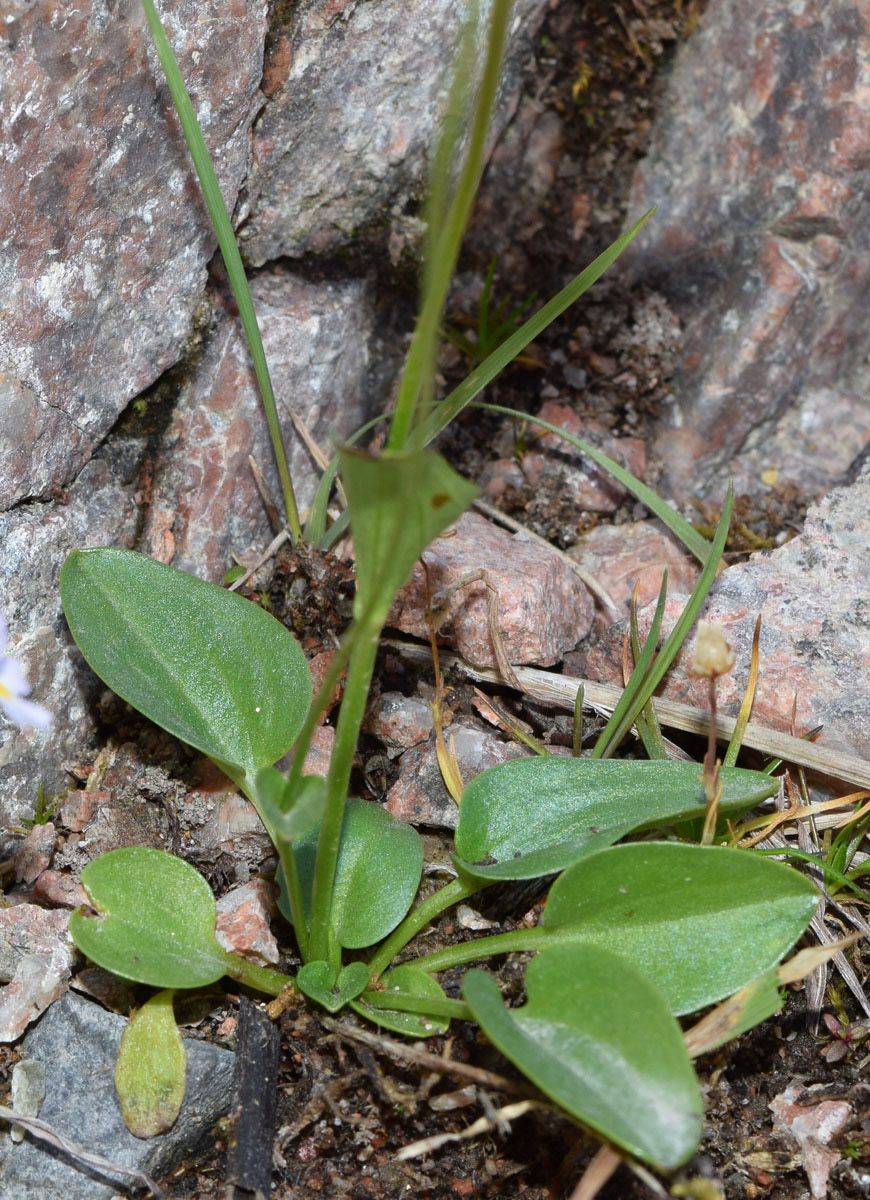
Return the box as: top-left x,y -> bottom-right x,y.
33,870 -> 90,910
13,823 -> 57,886
0,0 -> 268,507
140,274 -> 373,580
215,879 -> 280,965
240,0 -> 549,264
585,466 -> 870,760
569,520 -> 700,627
624,0 -> 870,501
388,511 -> 593,668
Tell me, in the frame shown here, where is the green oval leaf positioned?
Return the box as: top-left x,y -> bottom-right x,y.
464,945 -> 703,1168
543,842 -> 818,1014
454,758 -> 777,881
115,989 -> 186,1138
353,965 -> 450,1038
296,961 -> 370,1013
70,848 -> 233,988
289,799 -> 424,950
60,549 -> 312,782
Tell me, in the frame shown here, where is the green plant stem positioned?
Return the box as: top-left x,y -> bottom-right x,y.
360,990 -> 473,1022
240,772 -> 310,960
140,0 -> 301,541
367,875 -> 485,981
222,955 -> 296,997
386,0 -> 513,452
308,620 -> 382,963
409,926 -> 552,975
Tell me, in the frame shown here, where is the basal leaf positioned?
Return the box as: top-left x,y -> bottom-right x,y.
60,549 -> 311,784
70,848 -> 234,988
290,799 -> 423,950
454,759 -> 777,881
339,448 -> 477,625
296,961 -> 370,1013
543,842 -> 818,1014
464,945 -> 703,1168
115,989 -> 186,1138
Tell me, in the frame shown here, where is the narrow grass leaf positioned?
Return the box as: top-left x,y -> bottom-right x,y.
476,404 -> 712,563
417,209 -> 656,448
592,489 -> 733,759
140,0 -> 300,536
591,572 -> 668,759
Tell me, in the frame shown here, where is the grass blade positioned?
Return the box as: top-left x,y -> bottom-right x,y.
417,208 -> 656,449
592,573 -> 669,759
140,0 -> 301,540
593,489 -> 734,759
387,0 -> 513,451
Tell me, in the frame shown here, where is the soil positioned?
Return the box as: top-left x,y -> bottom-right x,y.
5,1 -> 869,1198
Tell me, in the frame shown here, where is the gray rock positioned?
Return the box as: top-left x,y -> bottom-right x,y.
623,0 -> 870,500
240,0 -> 550,264
0,458 -> 138,831
386,718 -> 529,827
0,0 -> 268,507
0,990 -> 234,1198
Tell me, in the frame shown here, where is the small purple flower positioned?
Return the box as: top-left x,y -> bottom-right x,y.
0,614 -> 52,731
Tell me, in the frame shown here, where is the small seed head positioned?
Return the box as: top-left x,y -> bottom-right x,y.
691,621 -> 736,679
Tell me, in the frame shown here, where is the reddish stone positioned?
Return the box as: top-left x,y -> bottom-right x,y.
215,879 -> 280,965
33,870 -> 89,910
585,466 -> 870,761
570,520 -> 700,629
13,822 -> 57,885
389,511 -> 593,669
60,789 -> 104,833
624,0 -> 870,500
0,0 -> 269,507
140,274 -> 373,582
